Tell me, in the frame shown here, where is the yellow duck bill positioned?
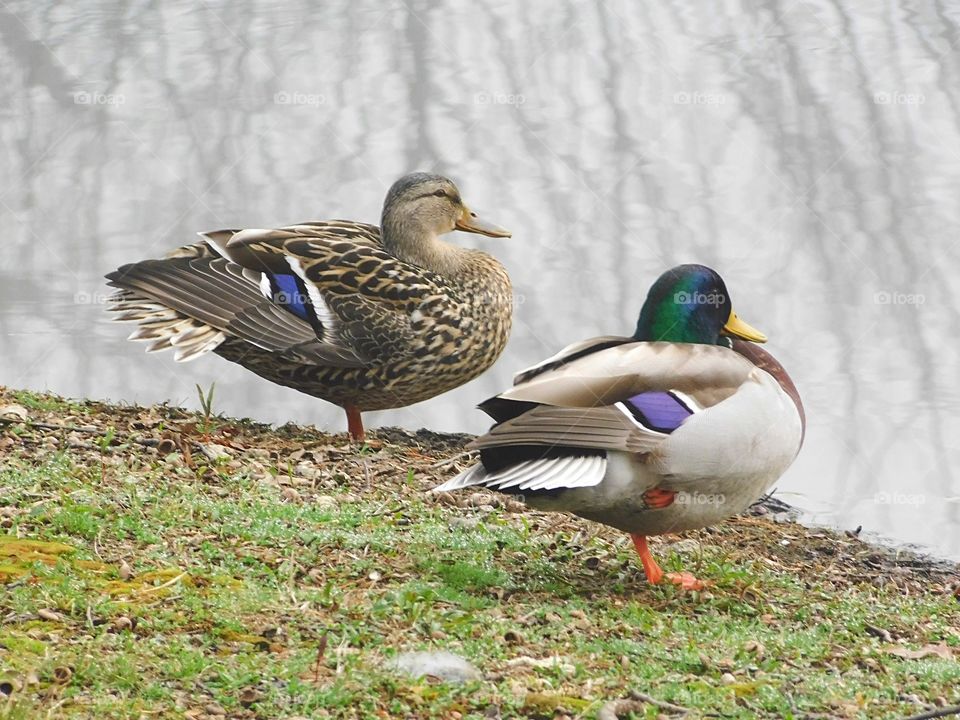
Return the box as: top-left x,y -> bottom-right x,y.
455,207 -> 511,237
723,310 -> 767,343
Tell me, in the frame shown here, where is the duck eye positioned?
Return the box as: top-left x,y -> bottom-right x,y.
433,189 -> 447,198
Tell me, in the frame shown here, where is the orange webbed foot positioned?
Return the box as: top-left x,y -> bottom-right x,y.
631,534 -> 709,591
664,571 -> 709,591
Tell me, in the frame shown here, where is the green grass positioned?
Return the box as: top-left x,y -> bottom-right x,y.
1,388 -> 959,719
5,389 -> 86,415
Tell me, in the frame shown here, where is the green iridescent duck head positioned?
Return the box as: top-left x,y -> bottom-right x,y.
633,264 -> 767,345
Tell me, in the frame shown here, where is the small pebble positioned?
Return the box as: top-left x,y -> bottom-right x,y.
717,657 -> 735,671
449,517 -> 480,531
280,487 -> 301,502
743,640 -> 765,658
295,462 -> 319,480
238,687 -> 259,706
112,616 -> 133,632
202,443 -> 232,460
314,495 -> 337,510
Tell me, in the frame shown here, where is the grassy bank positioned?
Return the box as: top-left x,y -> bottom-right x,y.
1,387 -> 958,719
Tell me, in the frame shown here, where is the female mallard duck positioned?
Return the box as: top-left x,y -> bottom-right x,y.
105,173 -> 513,441
435,264 -> 805,590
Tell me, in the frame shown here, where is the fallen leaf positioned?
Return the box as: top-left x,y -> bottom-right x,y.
119,560 -> 133,580
883,643 -> 954,660
0,404 -> 28,422
864,624 -> 893,643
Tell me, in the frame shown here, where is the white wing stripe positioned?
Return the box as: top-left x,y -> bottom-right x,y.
517,456 -> 576,491
285,256 -> 339,335
433,455 -> 608,494
488,459 -> 554,488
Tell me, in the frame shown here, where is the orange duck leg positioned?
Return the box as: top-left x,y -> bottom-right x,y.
344,404 -> 365,443
630,534 -> 706,591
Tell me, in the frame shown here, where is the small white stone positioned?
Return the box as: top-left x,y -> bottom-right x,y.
389,651 -> 481,684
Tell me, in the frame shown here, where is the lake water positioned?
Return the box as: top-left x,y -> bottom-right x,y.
2,1 -> 958,559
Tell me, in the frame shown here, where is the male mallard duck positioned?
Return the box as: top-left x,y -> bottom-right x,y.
434,264 -> 805,590
105,173 -> 513,441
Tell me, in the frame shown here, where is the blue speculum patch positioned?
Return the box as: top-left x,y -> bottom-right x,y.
269,273 -> 309,320
623,391 -> 692,433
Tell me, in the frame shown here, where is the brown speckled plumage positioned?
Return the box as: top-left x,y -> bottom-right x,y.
105,173 -> 513,437
215,236 -> 512,410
